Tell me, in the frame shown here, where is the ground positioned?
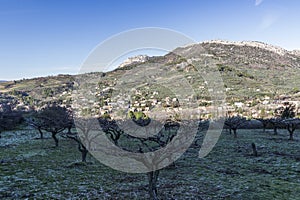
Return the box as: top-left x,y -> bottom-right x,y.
0,128 -> 299,199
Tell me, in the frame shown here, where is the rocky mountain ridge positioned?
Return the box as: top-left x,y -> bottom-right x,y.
201,40 -> 299,56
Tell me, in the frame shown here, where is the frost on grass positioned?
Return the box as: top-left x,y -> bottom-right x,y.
0,128 -> 38,147
0,129 -> 299,199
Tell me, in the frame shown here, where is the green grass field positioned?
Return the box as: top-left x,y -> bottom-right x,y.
0,128 -> 299,199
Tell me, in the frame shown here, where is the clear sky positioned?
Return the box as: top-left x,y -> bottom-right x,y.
1,0 -> 300,80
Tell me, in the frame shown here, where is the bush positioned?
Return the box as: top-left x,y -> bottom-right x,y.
0,105 -> 23,137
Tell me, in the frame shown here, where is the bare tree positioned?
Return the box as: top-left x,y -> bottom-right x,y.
269,102 -> 296,136
97,116 -> 185,200
224,115 -> 247,138
275,102 -> 296,119
269,118 -> 285,135
283,118 -> 300,140
256,118 -> 270,133
276,103 -> 300,140
30,104 -> 72,147
27,111 -> 45,139
63,117 -> 100,162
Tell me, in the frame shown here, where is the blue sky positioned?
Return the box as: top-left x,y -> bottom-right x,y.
1,0 -> 300,80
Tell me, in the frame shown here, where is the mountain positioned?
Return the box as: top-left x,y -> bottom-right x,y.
174,40 -> 300,99
1,40 -> 300,118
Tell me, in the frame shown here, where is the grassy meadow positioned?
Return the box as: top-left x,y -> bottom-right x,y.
0,128 -> 299,199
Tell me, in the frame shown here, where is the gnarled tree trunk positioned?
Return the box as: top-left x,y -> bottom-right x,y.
38,127 -> 44,139
147,170 -> 160,200
289,132 -> 294,140
80,145 -> 88,162
82,150 -> 88,162
273,126 -> 278,135
52,132 -> 59,147
262,124 -> 266,133
287,125 -> 295,141
233,128 -> 237,138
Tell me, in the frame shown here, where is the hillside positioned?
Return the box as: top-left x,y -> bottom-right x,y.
1,40 -> 300,118
175,40 -> 300,100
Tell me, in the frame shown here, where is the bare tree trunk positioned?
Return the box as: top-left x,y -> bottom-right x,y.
289,132 -> 294,140
147,170 -> 160,200
287,128 -> 294,140
287,125 -> 295,140
274,127 -> 278,135
52,132 -> 59,147
67,126 -> 72,134
38,128 -> 44,139
81,147 -> 88,162
263,124 -> 266,133
81,150 -> 87,162
233,128 -> 237,138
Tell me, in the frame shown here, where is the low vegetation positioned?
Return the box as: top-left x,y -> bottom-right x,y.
0,127 -> 299,199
